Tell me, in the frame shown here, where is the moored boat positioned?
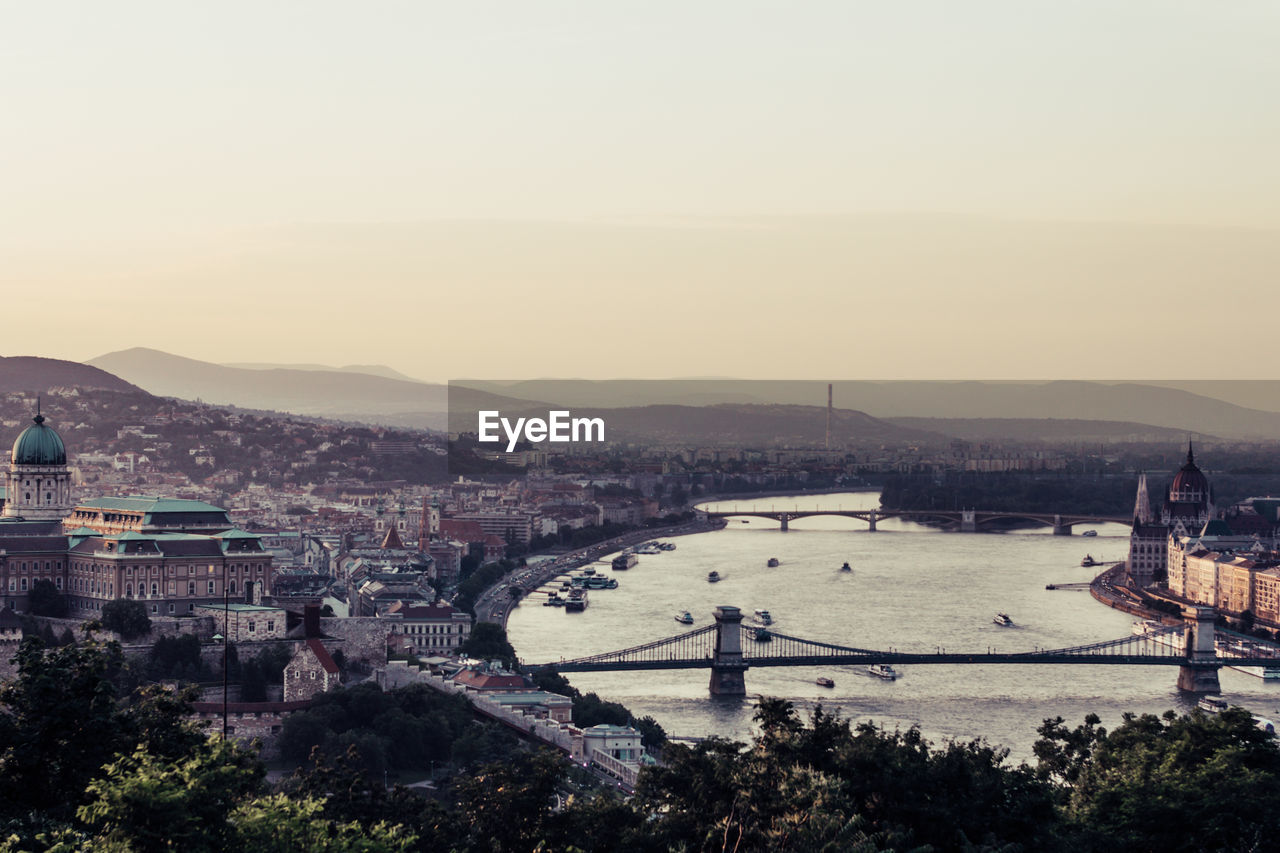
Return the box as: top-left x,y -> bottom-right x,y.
766,557 -> 780,567
1082,529 -> 1098,537
612,553 -> 638,571
1198,695 -> 1228,714
753,628 -> 772,643
839,561 -> 852,572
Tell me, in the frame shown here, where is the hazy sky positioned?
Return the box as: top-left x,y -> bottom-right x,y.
4,2 -> 1278,379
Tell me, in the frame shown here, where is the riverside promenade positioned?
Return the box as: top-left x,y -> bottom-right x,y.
472,516 -> 724,628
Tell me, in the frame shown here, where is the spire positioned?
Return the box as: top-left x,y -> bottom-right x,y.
34,397 -> 44,426
1187,439 -> 1194,466
1133,472 -> 1152,525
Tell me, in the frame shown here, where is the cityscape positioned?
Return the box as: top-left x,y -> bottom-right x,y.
5,2 -> 1280,850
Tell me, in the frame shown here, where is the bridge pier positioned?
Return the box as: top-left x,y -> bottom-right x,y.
867,510 -> 877,532
1178,606 -> 1221,693
1052,514 -> 1071,536
960,510 -> 976,533
709,605 -> 748,696
779,514 -> 789,532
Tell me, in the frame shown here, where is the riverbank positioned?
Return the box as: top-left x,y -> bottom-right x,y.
472,517 -> 726,628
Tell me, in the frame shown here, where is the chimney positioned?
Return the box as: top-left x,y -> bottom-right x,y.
304,604 -> 321,638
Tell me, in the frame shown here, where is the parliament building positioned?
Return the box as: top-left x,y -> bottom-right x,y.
0,413 -> 274,616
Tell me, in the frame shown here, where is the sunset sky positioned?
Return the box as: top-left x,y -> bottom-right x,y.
4,2 -> 1278,380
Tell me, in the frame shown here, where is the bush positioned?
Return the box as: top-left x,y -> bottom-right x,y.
100,599 -> 152,640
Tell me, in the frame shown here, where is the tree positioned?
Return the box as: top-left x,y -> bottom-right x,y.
27,578 -> 68,618
458,622 -> 517,669
100,598 -> 152,640
1036,707 -> 1280,852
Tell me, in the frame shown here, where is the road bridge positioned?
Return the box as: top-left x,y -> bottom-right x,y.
703,507 -> 1129,534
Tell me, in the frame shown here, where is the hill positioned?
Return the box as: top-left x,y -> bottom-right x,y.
0,356 -> 142,395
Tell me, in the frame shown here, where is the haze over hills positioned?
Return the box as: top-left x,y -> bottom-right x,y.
459,380 -> 1280,441
223,362 -> 427,383
0,356 -> 143,395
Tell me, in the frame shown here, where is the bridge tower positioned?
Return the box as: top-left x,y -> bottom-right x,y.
1177,606 -> 1221,693
779,514 -> 789,532
1052,514 -> 1071,536
961,510 -> 976,533
709,606 -> 748,696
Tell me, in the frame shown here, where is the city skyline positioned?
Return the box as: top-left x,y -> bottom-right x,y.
4,2 -> 1278,379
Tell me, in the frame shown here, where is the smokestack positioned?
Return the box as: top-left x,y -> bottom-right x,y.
826,383 -> 832,450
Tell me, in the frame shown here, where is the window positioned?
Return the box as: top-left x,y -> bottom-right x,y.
266,621 -> 274,632
208,581 -> 215,595
151,582 -> 158,596
56,577 -> 62,590
20,579 -> 27,591
188,582 -> 195,595
310,671 -> 316,680
168,604 -> 174,614
229,581 -> 236,595
125,584 -> 133,598
248,622 -> 255,633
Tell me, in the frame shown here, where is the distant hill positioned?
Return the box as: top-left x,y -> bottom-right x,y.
91,348 -> 452,427
885,417 -> 1199,443
459,379 -> 1280,440
223,362 -> 426,383
0,356 -> 142,395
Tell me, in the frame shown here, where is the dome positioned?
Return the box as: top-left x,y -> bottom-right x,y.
11,414 -> 66,466
1171,444 -> 1207,496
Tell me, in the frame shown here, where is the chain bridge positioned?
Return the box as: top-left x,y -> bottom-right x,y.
525,605 -> 1277,695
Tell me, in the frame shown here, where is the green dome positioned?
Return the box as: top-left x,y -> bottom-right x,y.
12,414 -> 66,466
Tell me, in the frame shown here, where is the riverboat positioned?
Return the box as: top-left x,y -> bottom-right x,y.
1082,529 -> 1098,537
867,664 -> 898,680
707,571 -> 721,583
564,590 -> 588,612
752,609 -> 773,626
658,542 -> 676,551
839,561 -> 852,572
674,611 -> 694,625
993,613 -> 1014,627
635,542 -> 663,555
543,593 -> 564,607
816,677 -> 835,688
612,553 -> 638,571
1198,695 -> 1228,714
584,576 -> 618,590
766,557 -> 780,567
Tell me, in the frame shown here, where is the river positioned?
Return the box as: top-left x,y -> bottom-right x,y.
507,491 -> 1279,761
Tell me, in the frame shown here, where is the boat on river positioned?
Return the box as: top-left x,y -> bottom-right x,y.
1081,554 -> 1099,567
839,561 -> 852,572
565,590 -> 588,612
993,613 -> 1014,627
612,553 -> 638,571
752,609 -> 773,626
1082,529 -> 1098,537
767,557 -> 780,567
707,571 -> 721,583
816,677 -> 835,688
753,628 -> 772,643
674,611 -> 694,625
867,664 -> 898,680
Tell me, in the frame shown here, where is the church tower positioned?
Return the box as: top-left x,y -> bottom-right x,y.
3,409 -> 73,521
1133,472 -> 1152,525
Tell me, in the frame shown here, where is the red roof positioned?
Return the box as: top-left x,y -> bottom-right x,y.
305,638 -> 340,674
440,519 -> 486,541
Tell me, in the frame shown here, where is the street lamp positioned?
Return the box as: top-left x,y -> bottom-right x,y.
212,632 -> 228,738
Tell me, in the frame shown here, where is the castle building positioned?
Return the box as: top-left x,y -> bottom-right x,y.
0,413 -> 275,616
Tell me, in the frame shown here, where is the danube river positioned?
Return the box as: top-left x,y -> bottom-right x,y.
507,492 -> 1279,760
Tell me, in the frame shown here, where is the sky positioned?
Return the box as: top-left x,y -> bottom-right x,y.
3,1 -> 1279,380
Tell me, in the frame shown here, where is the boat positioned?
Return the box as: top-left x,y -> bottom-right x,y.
658,542 -> 676,551
766,557 -> 780,567
674,611 -> 694,625
635,542 -> 663,555
816,677 -> 835,688
612,553 -> 638,571
543,593 -> 564,607
839,561 -> 852,572
867,664 -> 898,680
1198,695 -> 1228,714
753,628 -> 772,643
581,568 -> 597,576
740,519 -> 749,523
993,613 -> 1014,627
565,590 -> 588,612
584,576 -> 618,590
752,609 -> 773,626
1082,529 -> 1098,537
1081,554 -> 1099,568
707,571 -> 721,583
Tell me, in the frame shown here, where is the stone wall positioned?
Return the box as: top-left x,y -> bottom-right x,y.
320,617 -> 388,669
190,700 -> 311,760
23,614 -> 216,646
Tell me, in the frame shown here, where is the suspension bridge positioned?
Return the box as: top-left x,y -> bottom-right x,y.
525,605 -> 1280,695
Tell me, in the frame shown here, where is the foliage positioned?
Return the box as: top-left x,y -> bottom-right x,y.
100,598 -> 152,640
458,622 -> 517,668
26,579 -> 68,618
1034,707 -> 1280,852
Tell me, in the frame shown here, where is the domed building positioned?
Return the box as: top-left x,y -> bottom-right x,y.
2,411 -> 73,521
1126,443 -> 1215,588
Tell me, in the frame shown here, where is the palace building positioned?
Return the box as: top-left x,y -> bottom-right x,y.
0,413 -> 274,616
1126,444 -> 1214,587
